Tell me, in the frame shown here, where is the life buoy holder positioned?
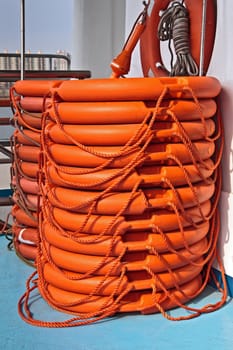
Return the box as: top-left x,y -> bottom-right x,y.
140,0 -> 217,77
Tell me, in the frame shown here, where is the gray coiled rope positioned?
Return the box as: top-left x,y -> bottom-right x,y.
158,1 -> 199,76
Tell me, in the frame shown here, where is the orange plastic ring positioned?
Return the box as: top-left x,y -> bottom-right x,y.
48,98 -> 217,125
49,200 -> 211,235
55,76 -> 221,102
46,182 -> 214,215
46,141 -> 215,167
41,276 -> 202,314
46,119 -> 215,146
46,159 -> 214,191
42,220 -> 209,256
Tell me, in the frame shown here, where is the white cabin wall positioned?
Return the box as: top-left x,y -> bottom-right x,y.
72,0 -> 125,78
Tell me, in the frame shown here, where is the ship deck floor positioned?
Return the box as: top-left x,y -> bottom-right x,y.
1,237 -> 233,350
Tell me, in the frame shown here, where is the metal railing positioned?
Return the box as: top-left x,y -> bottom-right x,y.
0,55 -> 91,206
0,117 -> 13,207
0,52 -> 71,71
0,52 -> 83,98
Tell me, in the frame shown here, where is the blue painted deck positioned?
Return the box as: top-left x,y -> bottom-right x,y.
1,236 -> 233,350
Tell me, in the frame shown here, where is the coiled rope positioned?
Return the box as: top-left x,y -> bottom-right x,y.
158,1 -> 199,76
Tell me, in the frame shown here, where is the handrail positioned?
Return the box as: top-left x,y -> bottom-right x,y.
0,117 -> 12,163
0,70 -> 91,82
0,117 -> 11,125
0,63 -> 91,208
0,52 -> 71,70
0,117 -> 13,206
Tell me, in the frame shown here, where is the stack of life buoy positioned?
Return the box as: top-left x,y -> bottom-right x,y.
18,75 -> 225,325
10,80 -> 61,263
18,0 -> 227,326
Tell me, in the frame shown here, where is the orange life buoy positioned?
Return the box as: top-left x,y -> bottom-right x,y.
13,80 -> 62,97
46,119 -> 215,146
140,0 -> 217,77
16,145 -> 40,163
12,191 -> 37,213
13,226 -> 38,245
55,76 -> 221,102
12,205 -> 38,227
49,200 -> 211,235
121,276 -> 202,314
48,98 -> 217,124
44,238 -> 207,275
46,182 -> 214,215
46,141 -> 215,167
42,259 -> 203,296
40,276 -> 202,315
14,129 -> 41,146
46,159 -> 214,191
42,220 -> 209,256
14,112 -> 43,130
14,240 -> 37,261
20,97 -> 51,113
16,194 -> 38,211
17,161 -> 39,179
19,177 -> 39,194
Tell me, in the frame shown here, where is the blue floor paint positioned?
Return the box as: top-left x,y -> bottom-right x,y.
1,237 -> 233,350
211,267 -> 233,297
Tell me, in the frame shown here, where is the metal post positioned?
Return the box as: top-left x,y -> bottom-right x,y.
20,0 -> 25,80
199,0 -> 207,76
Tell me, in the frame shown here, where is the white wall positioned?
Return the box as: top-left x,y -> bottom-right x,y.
124,0 -> 145,77
72,0 -> 125,77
